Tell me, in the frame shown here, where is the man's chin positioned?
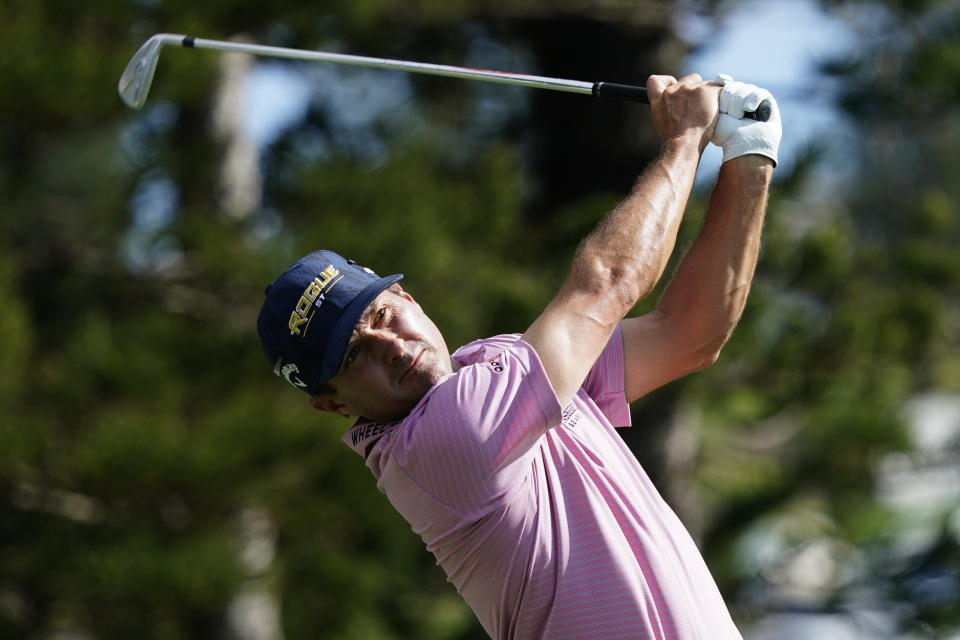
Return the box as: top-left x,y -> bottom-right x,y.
357,364 -> 446,422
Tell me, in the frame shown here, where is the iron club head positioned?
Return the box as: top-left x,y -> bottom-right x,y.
118,34 -> 185,110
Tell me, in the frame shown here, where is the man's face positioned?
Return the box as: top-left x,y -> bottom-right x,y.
312,286 -> 454,421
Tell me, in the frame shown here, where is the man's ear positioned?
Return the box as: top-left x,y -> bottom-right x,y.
309,395 -> 349,416
393,283 -> 415,304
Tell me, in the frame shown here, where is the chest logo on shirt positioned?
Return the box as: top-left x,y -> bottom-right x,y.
487,353 -> 504,373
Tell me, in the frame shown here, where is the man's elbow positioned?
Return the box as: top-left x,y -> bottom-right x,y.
573,255 -> 651,323
688,347 -> 721,372
683,329 -> 734,373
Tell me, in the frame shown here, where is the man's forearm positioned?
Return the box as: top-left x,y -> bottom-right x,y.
570,135 -> 702,322
521,76 -> 719,407
655,155 -> 773,360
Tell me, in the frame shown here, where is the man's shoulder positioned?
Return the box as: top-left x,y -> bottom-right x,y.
452,333 -> 523,364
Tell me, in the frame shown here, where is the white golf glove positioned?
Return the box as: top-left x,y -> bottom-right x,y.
711,74 -> 781,167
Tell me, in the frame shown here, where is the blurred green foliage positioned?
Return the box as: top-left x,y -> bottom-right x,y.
1,0 -> 958,638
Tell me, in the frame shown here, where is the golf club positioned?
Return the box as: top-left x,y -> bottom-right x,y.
118,33 -> 771,121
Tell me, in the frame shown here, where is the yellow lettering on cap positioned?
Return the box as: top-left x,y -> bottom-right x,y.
319,265 -> 339,285
295,296 -> 312,316
287,265 -> 341,337
288,311 -> 309,335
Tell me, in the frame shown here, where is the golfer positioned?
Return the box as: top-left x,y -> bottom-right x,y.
257,73 -> 780,639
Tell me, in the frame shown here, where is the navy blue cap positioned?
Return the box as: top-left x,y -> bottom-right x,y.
257,250 -> 402,394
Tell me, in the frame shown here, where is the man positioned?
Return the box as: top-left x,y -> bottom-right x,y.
257,73 -> 780,639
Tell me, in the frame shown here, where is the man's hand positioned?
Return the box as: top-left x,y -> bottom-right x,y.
646,74 -> 720,153
710,75 -> 782,166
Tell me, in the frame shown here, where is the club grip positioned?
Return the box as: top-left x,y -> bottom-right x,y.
747,100 -> 772,122
592,82 -> 649,104
592,82 -> 771,122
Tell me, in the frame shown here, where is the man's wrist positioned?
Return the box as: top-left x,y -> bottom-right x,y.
660,131 -> 705,160
724,154 -> 775,174
719,154 -> 774,190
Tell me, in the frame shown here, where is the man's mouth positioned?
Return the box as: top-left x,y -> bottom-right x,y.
399,349 -> 423,383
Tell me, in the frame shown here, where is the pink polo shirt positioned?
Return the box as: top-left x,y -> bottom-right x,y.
343,326 -> 742,640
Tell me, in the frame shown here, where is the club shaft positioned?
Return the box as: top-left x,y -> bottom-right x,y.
184,36 -> 598,97
126,34 -> 782,121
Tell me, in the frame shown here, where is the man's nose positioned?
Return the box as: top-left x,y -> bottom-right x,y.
372,332 -> 406,361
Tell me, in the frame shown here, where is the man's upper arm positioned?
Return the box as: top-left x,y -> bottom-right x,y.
523,292 -> 709,407
521,286 -> 621,407
620,311 -> 705,402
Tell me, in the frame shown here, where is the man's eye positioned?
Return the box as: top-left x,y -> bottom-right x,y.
344,346 -> 359,367
375,308 -> 386,324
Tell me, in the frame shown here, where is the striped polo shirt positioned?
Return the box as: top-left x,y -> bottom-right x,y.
342,326 -> 743,640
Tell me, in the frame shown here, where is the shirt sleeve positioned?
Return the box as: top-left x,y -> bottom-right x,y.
395,337 -> 563,517
580,324 -> 631,428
